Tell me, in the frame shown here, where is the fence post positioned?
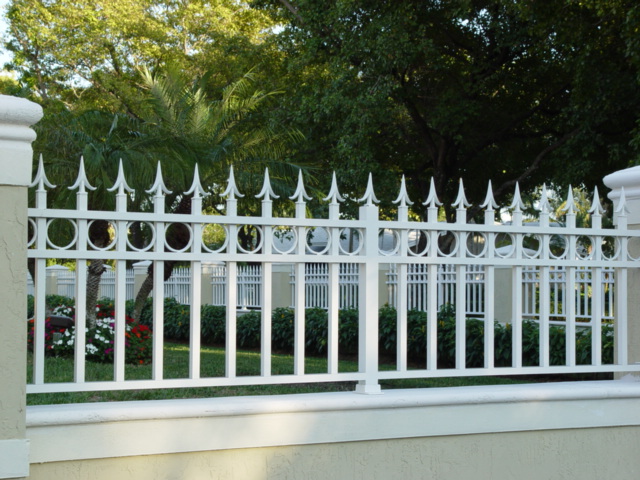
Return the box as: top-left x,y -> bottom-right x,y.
604,167 -> 640,375
355,175 -> 382,394
0,95 -> 42,479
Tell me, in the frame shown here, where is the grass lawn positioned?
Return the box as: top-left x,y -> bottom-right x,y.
27,342 -> 526,405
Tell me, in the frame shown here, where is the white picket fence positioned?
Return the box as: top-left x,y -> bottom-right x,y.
25,159 -> 640,395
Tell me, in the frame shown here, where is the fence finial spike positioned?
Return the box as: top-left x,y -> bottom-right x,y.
256,167 -> 279,201
221,165 -> 244,199
480,180 -> 498,211
68,156 -> 96,193
185,163 -> 208,198
588,185 -> 605,216
323,171 -> 345,204
289,169 -> 312,202
30,153 -> 56,190
561,185 -> 576,215
452,178 -> 471,209
107,158 -> 134,195
509,182 -> 525,212
539,184 -> 551,214
393,175 -> 413,207
358,172 -> 380,205
145,162 -> 172,196
423,177 -> 442,208
615,186 -> 629,215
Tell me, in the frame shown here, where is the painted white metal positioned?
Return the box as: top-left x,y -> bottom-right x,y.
26,161 -> 640,395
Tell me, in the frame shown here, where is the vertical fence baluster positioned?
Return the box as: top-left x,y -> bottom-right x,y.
394,176 -> 412,372
30,156 -> 52,386
325,173 -> 343,375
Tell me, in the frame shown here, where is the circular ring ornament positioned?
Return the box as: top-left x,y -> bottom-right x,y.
407,229 -> 430,257
338,228 -> 363,256
87,220 -> 118,251
494,233 -> 515,258
236,225 -> 264,254
46,218 -> 78,250
378,229 -> 400,256
164,222 -> 194,253
126,221 -> 156,252
549,234 -> 568,260
271,226 -> 297,255
306,227 -> 331,255
201,224 -> 229,254
437,231 -> 459,257
27,218 -> 37,248
466,232 -> 488,258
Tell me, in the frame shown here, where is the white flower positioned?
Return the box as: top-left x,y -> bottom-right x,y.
67,340 -> 73,346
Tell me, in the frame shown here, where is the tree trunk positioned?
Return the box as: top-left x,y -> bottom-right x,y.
85,259 -> 106,327
85,220 -> 110,327
131,197 -> 192,321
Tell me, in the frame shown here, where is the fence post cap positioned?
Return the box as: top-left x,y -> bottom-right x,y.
133,260 -> 152,268
0,95 -> 43,187
0,95 -> 43,126
604,166 -> 640,225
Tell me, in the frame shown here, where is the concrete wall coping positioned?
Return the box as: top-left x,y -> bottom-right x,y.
27,378 -> 640,427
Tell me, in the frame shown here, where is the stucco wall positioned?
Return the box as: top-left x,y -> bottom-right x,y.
25,381 -> 640,480
0,187 -> 30,480
28,426 -> 640,480
0,187 -> 27,440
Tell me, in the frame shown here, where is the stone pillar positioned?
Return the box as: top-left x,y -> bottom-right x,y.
603,166 -> 640,375
132,261 -> 151,300
0,95 -> 42,479
272,263 -> 293,309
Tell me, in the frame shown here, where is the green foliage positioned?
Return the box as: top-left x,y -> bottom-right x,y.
256,0 -> 640,215
237,311 -> 262,348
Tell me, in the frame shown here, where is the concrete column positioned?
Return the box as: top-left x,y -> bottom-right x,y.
272,263 -> 293,309
46,265 -> 69,296
604,167 -> 640,375
0,95 -> 42,479
132,261 -> 151,300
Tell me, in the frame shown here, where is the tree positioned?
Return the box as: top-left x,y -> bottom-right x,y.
5,0 -> 281,112
127,67 -> 303,320
31,109 -> 151,326
254,0 -> 640,217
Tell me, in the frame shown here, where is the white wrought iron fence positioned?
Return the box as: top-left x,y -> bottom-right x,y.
26,159 -> 640,395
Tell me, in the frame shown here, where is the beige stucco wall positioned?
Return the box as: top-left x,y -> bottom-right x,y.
28,426 -> 640,480
0,187 -> 28,441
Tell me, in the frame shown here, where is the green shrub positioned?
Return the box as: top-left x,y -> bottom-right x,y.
338,308 -> 359,354
201,305 -> 226,343
305,307 -> 328,354
272,307 -> 294,351
237,311 -> 262,348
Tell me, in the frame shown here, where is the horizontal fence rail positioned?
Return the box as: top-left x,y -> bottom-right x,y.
26,160 -> 640,395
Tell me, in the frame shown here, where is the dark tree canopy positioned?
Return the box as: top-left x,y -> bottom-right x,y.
254,0 -> 640,217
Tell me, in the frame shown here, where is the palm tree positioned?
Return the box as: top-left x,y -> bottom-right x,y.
129,67 -> 304,320
33,109 -> 154,326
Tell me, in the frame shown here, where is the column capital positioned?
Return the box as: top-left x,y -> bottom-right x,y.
604,166 -> 640,225
0,95 -> 43,187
